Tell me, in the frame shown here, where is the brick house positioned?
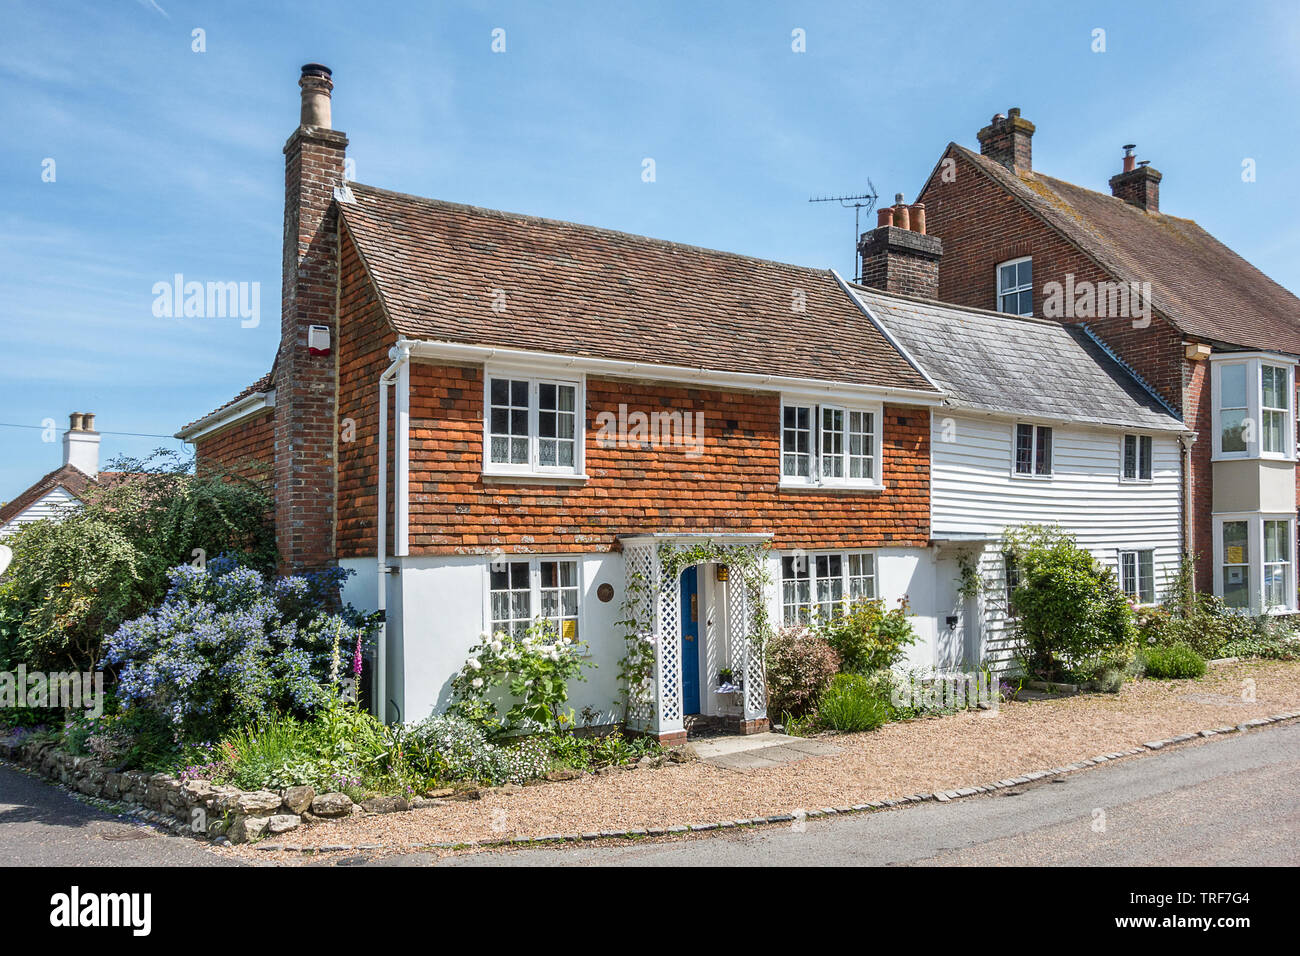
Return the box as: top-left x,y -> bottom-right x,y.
177,68 -> 1187,739
916,109 -> 1300,616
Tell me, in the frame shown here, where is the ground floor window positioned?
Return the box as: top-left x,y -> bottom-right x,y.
489,557 -> 581,638
1215,515 -> 1296,612
1119,549 -> 1155,604
781,551 -> 876,625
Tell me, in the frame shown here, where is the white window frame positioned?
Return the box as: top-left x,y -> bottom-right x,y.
483,367 -> 586,478
1012,422 -> 1053,478
1212,513 -> 1298,614
1118,548 -> 1156,605
996,256 -> 1033,316
484,556 -> 585,640
1210,354 -> 1297,462
780,397 -> 883,490
1120,433 -> 1153,482
780,550 -> 877,625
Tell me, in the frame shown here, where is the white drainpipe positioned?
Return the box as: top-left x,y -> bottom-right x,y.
376,340 -> 411,723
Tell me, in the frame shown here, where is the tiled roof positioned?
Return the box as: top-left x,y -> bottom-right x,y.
180,369 -> 275,434
338,183 -> 936,392
851,284 -> 1186,432
952,145 -> 1300,355
0,464 -> 138,527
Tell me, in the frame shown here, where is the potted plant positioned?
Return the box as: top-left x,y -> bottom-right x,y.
716,668 -> 740,694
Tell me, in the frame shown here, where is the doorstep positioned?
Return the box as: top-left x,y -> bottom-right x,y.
692,732 -> 843,769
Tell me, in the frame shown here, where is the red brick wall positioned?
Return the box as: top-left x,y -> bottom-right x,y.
194,411 -> 275,486
401,363 -> 930,554
335,225 -> 398,560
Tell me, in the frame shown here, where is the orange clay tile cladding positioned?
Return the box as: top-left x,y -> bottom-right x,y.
397,362 -> 930,555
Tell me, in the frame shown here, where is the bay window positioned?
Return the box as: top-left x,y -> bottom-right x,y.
1214,515 -> 1297,612
1211,356 -> 1296,460
781,398 -> 881,488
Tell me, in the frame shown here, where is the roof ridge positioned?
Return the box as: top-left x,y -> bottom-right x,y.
345,182 -> 832,277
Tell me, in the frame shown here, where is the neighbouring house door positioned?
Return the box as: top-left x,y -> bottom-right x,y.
680,566 -> 701,715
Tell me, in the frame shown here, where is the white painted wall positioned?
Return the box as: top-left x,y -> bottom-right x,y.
931,412 -> 1185,669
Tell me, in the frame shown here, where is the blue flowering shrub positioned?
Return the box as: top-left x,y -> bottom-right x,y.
103,556 -> 372,744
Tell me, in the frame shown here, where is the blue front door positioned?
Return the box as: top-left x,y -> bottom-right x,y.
680,566 -> 701,715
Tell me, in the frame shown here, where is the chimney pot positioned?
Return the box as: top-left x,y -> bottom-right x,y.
910,203 -> 927,235
299,63 -> 334,130
82,412 -> 96,432
892,202 -> 910,231
1122,144 -> 1137,173
68,412 -> 83,432
877,207 -> 894,228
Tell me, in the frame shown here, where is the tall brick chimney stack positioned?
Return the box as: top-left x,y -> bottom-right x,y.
1109,145 -> 1162,213
977,107 -> 1035,174
275,63 -> 348,570
857,193 -> 943,299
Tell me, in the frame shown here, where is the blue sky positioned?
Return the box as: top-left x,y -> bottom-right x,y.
2,0 -> 1299,497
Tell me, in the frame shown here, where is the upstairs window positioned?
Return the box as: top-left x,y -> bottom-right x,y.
781,400 -> 880,487
997,257 -> 1033,316
1212,357 -> 1295,460
1122,434 -> 1153,481
1119,549 -> 1156,604
485,373 -> 583,476
1014,423 -> 1052,476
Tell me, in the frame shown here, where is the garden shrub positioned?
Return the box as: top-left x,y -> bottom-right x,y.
817,672 -> 890,732
449,622 -> 590,733
815,597 -> 917,673
544,729 -> 660,771
0,449 -> 274,674
1139,643 -> 1207,679
399,713 -> 551,786
1003,525 -> 1135,682
103,558 -> 371,743
764,625 -> 841,718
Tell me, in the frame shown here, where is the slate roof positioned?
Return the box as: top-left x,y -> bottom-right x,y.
850,284 -> 1187,432
338,183 -> 936,393
949,145 -> 1300,356
0,465 -> 138,527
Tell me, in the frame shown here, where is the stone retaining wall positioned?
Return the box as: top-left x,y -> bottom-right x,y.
0,733 -> 359,844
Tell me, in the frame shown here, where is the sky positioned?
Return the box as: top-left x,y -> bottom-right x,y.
3,0 -> 1300,497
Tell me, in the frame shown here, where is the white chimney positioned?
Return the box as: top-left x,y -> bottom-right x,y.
63,412 -> 100,477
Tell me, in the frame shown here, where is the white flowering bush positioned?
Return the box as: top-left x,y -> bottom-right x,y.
400,714 -> 551,785
449,621 -> 590,734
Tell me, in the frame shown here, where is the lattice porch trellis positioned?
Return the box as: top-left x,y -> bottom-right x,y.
621,534 -> 769,739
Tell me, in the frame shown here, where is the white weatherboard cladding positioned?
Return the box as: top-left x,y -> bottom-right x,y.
0,487 -> 82,536
931,412 -> 1184,670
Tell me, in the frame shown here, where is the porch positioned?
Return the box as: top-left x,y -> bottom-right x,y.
620,533 -> 771,745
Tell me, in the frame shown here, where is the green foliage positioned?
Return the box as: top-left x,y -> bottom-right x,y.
543,729 -> 661,771
1139,643 -> 1207,679
764,625 -> 841,718
815,597 -> 918,673
0,449 -> 274,673
817,672 -> 890,732
449,621 -> 591,734
396,713 -> 551,786
1002,524 -> 1135,682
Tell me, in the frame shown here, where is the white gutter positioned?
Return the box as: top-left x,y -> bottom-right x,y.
376,340 -> 411,723
174,388 -> 275,442
403,339 -> 945,407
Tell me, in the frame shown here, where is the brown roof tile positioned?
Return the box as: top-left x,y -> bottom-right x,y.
953,145 -> 1300,355
180,369 -> 275,433
339,183 -> 935,392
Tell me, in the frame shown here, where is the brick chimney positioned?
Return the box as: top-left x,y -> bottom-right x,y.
857,194 -> 943,299
275,64 -> 348,570
1109,145 -> 1161,212
977,107 -> 1035,174
63,412 -> 100,478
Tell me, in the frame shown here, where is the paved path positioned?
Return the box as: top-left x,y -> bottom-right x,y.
0,763 -> 235,867
691,731 -> 842,769
432,722 -> 1300,867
